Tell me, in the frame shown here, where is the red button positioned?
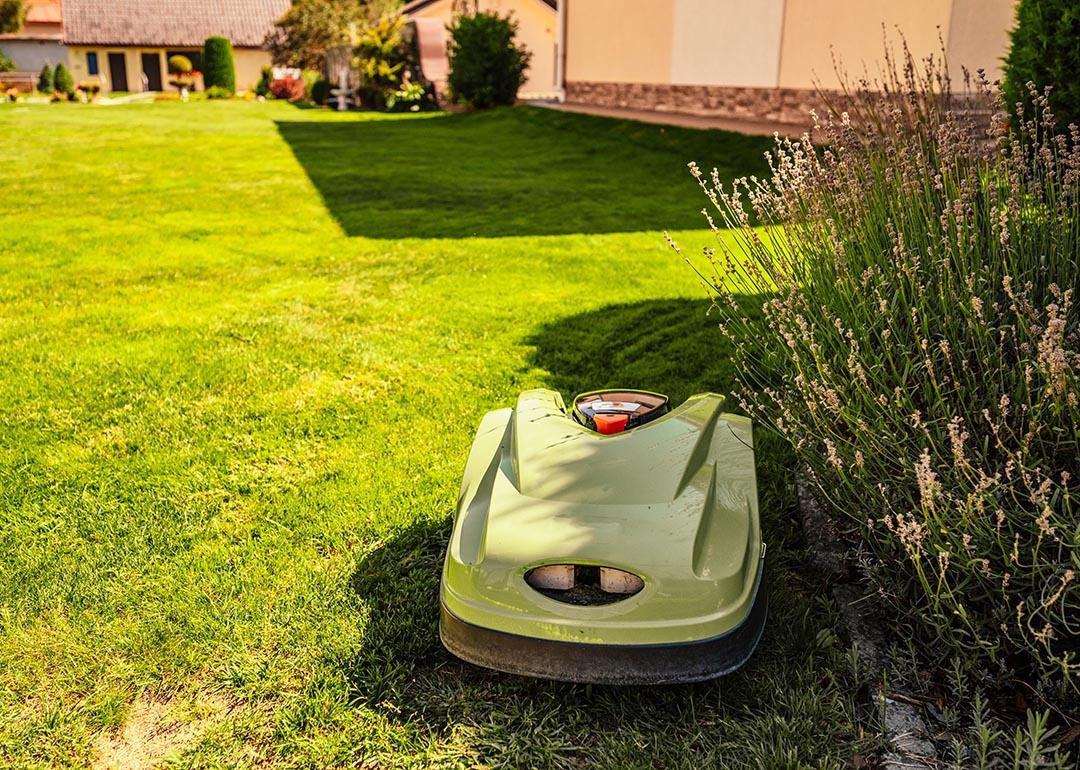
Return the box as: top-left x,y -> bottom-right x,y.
594,414 -> 630,434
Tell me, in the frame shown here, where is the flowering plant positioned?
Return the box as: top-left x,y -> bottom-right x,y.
677,48 -> 1079,692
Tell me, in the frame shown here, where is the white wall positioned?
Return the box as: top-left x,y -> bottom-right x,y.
670,0 -> 784,88
0,39 -> 65,71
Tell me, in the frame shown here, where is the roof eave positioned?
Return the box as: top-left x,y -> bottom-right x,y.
402,0 -> 555,15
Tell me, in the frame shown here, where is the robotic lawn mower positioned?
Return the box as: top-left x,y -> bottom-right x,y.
440,389 -> 766,685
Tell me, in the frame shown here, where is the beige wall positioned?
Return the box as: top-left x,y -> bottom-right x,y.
946,0 -> 1015,83
67,45 -> 270,93
410,0 -> 558,97
234,49 -> 272,92
565,0 -> 674,85
670,0 -> 784,87
566,0 -> 1017,93
777,0 -> 953,90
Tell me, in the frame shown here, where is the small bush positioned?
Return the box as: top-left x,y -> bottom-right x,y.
254,65 -> 273,98
205,85 -> 231,100
447,10 -> 530,109
0,49 -> 13,72
269,76 -> 305,101
167,54 -> 192,74
1003,0 -> 1080,131
386,79 -> 430,112
353,13 -> 407,109
37,63 -> 52,93
310,78 -> 331,105
53,62 -> 73,94
680,50 -> 1079,696
301,67 -> 320,99
202,36 -> 235,94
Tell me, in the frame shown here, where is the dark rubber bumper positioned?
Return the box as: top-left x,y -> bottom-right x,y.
440,563 -> 767,685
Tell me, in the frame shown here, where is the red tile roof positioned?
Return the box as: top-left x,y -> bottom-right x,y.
63,0 -> 291,48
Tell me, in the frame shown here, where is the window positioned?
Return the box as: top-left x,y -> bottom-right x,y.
87,52 -> 99,75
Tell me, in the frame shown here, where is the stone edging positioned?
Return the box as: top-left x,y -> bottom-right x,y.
796,476 -> 939,769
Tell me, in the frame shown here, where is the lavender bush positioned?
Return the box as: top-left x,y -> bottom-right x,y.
677,50 -> 1079,691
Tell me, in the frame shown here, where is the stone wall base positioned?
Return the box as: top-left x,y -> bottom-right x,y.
564,81 -> 829,128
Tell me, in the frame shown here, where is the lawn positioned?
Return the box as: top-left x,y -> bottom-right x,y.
0,101 -> 871,768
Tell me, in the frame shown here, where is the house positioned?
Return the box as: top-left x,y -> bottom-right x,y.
62,0 -> 289,93
555,0 -> 1018,126
403,0 -> 558,100
0,0 -> 63,72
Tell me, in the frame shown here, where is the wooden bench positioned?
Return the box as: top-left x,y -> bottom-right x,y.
0,71 -> 37,93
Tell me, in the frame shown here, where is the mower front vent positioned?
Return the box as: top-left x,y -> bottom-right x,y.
525,564 -> 644,605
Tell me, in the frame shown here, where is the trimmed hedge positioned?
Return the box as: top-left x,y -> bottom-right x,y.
167,55 -> 192,74
53,62 -> 73,94
37,63 -> 53,93
202,36 -> 236,94
311,78 -> 330,105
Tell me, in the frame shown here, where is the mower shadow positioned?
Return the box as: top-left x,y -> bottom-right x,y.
342,297 -> 856,767
525,295 -> 758,405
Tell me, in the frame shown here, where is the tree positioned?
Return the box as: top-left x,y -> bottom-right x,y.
37,63 -> 53,93
0,0 -> 25,35
447,10 -> 530,109
53,62 -> 74,94
202,36 -> 236,94
1003,0 -> 1080,130
266,0 -> 365,70
266,0 -> 401,70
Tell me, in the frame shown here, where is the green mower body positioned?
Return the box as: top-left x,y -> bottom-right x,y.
439,388 -> 766,684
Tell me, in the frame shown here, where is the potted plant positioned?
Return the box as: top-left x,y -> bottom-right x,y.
167,54 -> 196,101
76,79 -> 101,102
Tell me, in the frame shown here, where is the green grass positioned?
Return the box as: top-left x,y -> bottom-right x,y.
0,101 -> 872,768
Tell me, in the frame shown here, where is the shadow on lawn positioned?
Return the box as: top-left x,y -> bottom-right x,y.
275,106 -> 771,239
342,298 -> 864,767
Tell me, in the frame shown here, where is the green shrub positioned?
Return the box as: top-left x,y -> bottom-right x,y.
53,62 -> 73,94
167,54 -> 192,74
254,65 -> 273,98
301,67 -> 320,99
0,48 -> 14,72
386,79 -> 431,112
310,78 -> 331,105
447,10 -> 530,109
680,51 -> 1080,696
353,13 -> 407,109
205,85 -> 231,99
37,63 -> 52,93
201,36 -> 235,94
1003,0 -> 1080,131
